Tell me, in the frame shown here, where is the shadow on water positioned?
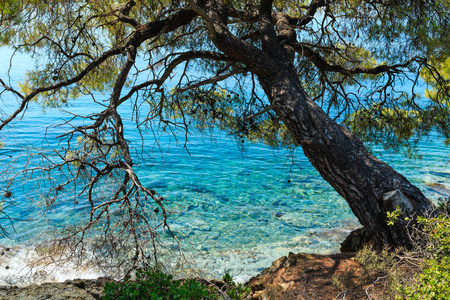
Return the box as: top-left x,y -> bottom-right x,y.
425,182 -> 450,197
429,171 -> 450,179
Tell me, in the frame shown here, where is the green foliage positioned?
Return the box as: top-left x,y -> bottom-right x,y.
396,216 -> 450,299
354,216 -> 450,299
437,197 -> 450,215
418,215 -> 450,260
103,268 -> 216,300
420,57 -> 450,146
169,87 -> 295,148
397,257 -> 450,300
422,58 -> 450,102
332,0 -> 450,61
346,55 -> 450,154
168,88 -> 240,132
102,268 -> 250,300
386,206 -> 402,226
1,0 -> 448,149
222,273 -> 251,300
355,245 -> 401,284
0,0 -> 21,17
331,268 -> 355,291
351,245 -> 404,297
345,101 -> 429,156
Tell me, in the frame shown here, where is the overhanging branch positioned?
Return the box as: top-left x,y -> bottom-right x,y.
295,43 -> 423,76
176,68 -> 247,93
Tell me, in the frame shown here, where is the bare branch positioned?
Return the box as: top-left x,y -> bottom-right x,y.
0,47 -> 122,131
176,68 -> 247,93
295,43 -> 423,76
243,105 -> 273,121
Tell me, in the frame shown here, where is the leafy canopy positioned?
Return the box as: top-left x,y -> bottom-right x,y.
1,0 -> 448,149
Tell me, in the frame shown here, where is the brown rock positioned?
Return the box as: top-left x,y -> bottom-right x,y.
247,252 -> 370,300
340,227 -> 373,253
0,277 -> 111,300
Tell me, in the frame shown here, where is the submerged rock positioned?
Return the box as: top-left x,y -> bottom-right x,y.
425,182 -> 450,197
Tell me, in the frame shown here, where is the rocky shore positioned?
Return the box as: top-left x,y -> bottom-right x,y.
0,228 -> 377,299
0,252 -> 382,300
247,252 -> 375,299
0,277 -> 108,300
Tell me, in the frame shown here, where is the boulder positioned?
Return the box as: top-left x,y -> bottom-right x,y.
340,227 -> 373,253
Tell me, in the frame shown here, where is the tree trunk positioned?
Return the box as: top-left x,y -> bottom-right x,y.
259,70 -> 436,248
198,0 -> 437,248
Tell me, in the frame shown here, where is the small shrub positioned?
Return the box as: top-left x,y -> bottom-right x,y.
222,273 -> 251,300
102,268 -> 250,300
355,245 -> 402,297
102,268 -> 216,300
354,215 -> 450,299
331,268 -> 354,291
386,206 -> 402,226
397,257 -> 450,299
355,245 -> 399,281
395,215 -> 450,299
437,197 -> 450,215
418,215 -> 450,259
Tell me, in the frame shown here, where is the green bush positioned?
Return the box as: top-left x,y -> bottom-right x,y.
102,268 -> 215,300
355,245 -> 399,280
354,245 -> 402,296
222,273 -> 251,300
395,215 -> 450,299
418,215 -> 450,259
102,268 -> 251,300
397,257 -> 450,299
354,215 -> 450,299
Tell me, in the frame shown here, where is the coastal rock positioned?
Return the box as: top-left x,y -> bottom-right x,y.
340,227 -> 372,252
383,189 -> 414,215
247,252 -> 364,300
0,277 -> 110,300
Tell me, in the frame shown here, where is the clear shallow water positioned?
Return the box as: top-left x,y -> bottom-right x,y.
0,48 -> 449,285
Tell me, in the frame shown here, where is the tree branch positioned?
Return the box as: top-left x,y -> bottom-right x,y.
176,68 -> 247,93
296,0 -> 328,27
0,5 -> 199,132
243,105 -> 273,121
0,47 -> 123,131
118,51 -> 232,105
192,0 -> 278,77
295,43 -> 422,76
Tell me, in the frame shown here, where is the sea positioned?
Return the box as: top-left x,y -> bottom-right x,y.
0,47 -> 449,286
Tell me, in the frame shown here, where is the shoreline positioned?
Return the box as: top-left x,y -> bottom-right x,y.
0,228 -> 375,299
0,224 -> 358,287
0,251 -> 377,300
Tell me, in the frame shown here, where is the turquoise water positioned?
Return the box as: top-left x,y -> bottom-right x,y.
0,48 -> 449,284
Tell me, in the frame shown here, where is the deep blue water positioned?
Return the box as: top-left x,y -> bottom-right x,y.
0,48 -> 449,284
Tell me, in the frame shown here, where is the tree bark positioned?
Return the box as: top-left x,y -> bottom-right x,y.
258,69 -> 436,247
199,0 -> 437,248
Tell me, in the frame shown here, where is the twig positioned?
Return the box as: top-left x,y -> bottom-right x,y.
365,275 -> 388,299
